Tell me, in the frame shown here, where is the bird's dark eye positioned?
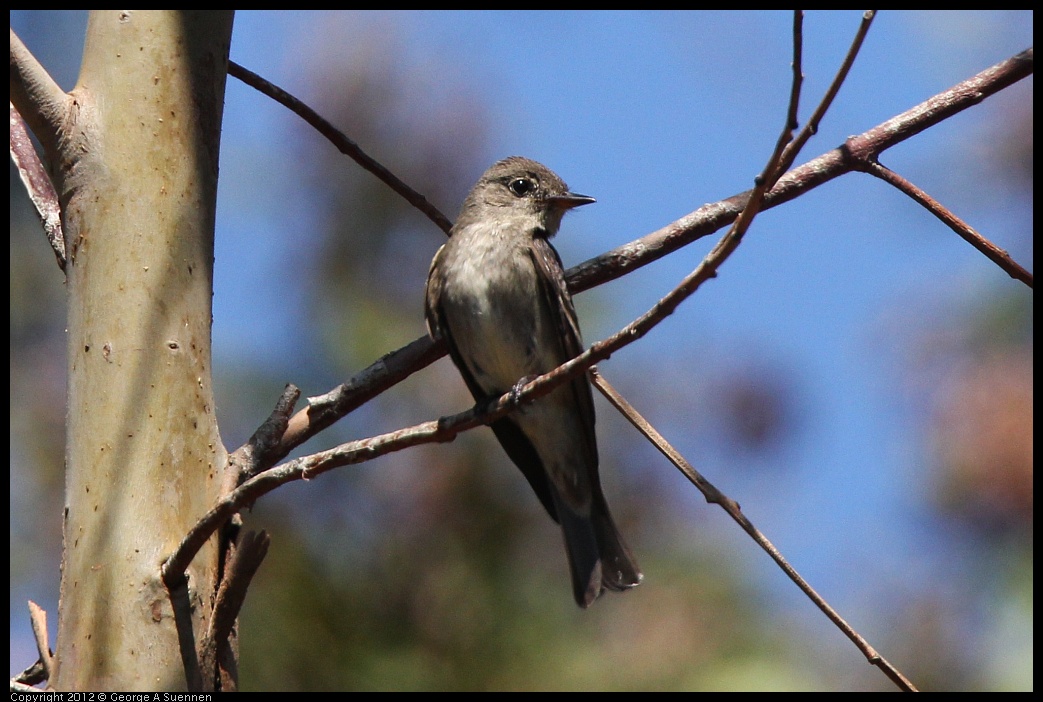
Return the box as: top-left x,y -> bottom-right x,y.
508,178 -> 536,197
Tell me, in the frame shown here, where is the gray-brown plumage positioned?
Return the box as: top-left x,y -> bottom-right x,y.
425,156 -> 642,607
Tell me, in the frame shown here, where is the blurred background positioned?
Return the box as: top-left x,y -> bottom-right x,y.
10,10 -> 1032,691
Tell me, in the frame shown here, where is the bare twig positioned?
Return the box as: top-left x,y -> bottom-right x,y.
227,60 -> 453,235
198,530 -> 270,692
280,334 -> 445,456
10,104 -> 65,271
761,10 -> 804,184
27,601 -> 54,684
773,10 -> 877,182
10,660 -> 47,688
859,158 -> 1032,286
9,28 -> 70,164
168,575 -> 203,692
231,384 -> 301,486
590,371 -> 918,692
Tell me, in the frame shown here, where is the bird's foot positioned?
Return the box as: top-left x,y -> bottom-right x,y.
508,375 -> 539,406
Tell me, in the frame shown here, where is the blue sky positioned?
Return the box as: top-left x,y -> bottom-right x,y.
10,10 -> 1032,687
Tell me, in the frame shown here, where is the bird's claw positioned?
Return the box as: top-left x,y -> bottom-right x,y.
508,375 -> 538,405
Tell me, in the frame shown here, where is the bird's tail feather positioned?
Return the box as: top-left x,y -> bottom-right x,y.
553,489 -> 642,607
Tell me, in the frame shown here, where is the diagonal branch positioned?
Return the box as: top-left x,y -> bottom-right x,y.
197,530 -> 270,692
227,60 -> 453,235
10,104 -> 65,271
858,158 -> 1032,286
9,28 -> 72,164
590,371 -> 918,692
27,601 -> 54,686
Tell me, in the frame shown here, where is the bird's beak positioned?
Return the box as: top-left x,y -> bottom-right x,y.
549,192 -> 596,210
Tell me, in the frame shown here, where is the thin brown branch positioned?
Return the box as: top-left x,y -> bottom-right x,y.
584,23 -> 918,691
647,6 -> 831,344
163,381 -> 289,622
733,9 -> 830,245
789,12 -> 805,129
164,369 -> 561,582
281,334 -> 445,456
198,530 -> 270,693
773,10 -> 877,182
590,20 -> 916,690
168,576 -> 203,692
760,10 -> 803,182
860,158 -> 1033,287
590,371 -> 918,692
231,384 -> 301,487
841,47 -> 1032,161
227,60 -> 453,235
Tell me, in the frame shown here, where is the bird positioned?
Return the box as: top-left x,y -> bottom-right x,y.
425,156 -> 642,607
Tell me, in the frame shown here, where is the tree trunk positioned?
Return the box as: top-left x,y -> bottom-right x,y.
14,10 -> 236,691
